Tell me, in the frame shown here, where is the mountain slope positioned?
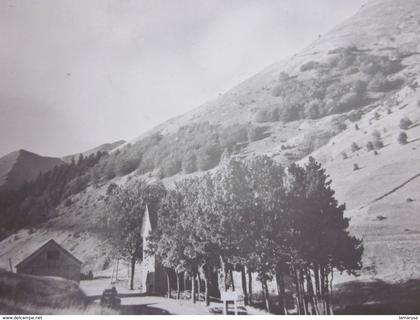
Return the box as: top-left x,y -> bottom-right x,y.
0,150 -> 64,190
61,140 -> 126,163
1,0 -> 420,284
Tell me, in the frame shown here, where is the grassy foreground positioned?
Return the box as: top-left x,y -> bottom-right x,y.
0,270 -> 116,314
334,279 -> 420,314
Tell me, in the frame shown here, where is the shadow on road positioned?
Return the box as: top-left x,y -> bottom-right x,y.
120,303 -> 171,315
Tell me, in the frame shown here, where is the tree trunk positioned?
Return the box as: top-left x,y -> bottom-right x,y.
176,273 -> 181,299
204,271 -> 210,306
219,256 -> 228,291
241,265 -> 249,305
293,268 -> 303,315
314,265 -> 324,314
299,269 -> 309,315
261,277 -> 271,313
229,267 -> 235,291
191,274 -> 196,304
305,269 -> 319,315
115,259 -> 119,282
275,266 -> 286,315
165,269 -> 171,299
324,269 -> 331,315
329,269 -> 334,315
130,255 -> 136,290
197,274 -> 202,301
247,268 -> 253,306
184,272 -> 187,292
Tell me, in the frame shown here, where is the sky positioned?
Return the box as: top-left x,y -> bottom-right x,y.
0,0 -> 365,158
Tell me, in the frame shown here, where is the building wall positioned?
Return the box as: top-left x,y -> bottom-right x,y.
16,242 -> 81,282
139,206 -> 167,294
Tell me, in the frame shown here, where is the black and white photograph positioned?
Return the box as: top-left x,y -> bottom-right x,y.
0,0 -> 420,317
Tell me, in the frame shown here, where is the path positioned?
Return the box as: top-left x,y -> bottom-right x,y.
120,296 -> 211,315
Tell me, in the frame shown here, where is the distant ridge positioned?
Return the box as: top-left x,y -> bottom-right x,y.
61,140 -> 126,163
0,149 -> 64,190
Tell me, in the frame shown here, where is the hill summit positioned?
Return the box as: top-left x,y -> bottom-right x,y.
0,149 -> 64,191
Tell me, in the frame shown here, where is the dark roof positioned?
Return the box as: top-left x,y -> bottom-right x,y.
15,239 -> 82,268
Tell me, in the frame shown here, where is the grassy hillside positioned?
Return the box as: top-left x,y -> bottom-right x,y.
0,0 -> 419,287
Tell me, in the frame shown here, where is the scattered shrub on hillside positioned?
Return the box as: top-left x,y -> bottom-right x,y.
334,92 -> 366,113
366,141 -> 374,151
349,110 -> 362,122
398,132 -> 408,145
355,124 -> 359,131
351,142 -> 360,153
254,105 -> 280,123
337,50 -> 357,70
352,80 -> 368,95
247,125 -> 269,142
341,152 -> 348,160
374,150 -> 379,156
374,139 -> 384,149
278,72 -> 290,81
331,120 -> 347,134
372,130 -> 381,140
280,104 -> 301,122
374,112 -> 380,120
345,67 -> 359,75
353,163 -> 360,171
387,108 -> 392,115
399,117 -> 413,130
161,154 -> 182,177
300,60 -> 320,72
182,150 -> 197,174
368,75 -> 404,92
197,144 -> 223,171
303,100 -> 321,119
117,158 -> 139,176
271,85 -> 283,97
106,183 -> 118,197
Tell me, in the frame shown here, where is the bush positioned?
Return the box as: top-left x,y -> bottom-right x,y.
351,142 -> 360,153
349,110 -> 362,122
368,75 -> 404,92
161,155 -> 182,177
372,130 -> 381,140
248,126 -> 268,142
399,117 -> 413,130
220,125 -> 248,150
182,151 -> 197,174
304,101 -> 321,119
342,152 -> 348,160
117,158 -> 139,176
366,141 -> 374,151
398,132 -> 408,145
254,106 -> 280,123
197,144 -> 223,171
355,124 -> 359,130
353,163 -> 360,171
300,61 -> 320,72
374,139 -> 384,149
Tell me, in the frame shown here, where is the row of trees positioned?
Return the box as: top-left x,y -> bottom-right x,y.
103,155 -> 363,314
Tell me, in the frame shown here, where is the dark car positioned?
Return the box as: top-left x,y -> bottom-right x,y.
100,287 -> 121,309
